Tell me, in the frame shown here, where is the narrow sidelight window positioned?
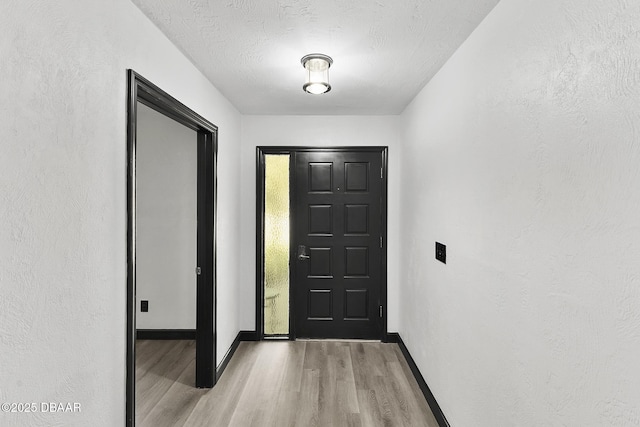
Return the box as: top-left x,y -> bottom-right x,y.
264,155 -> 290,335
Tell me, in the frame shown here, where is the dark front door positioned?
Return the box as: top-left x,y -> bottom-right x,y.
293,149 -> 384,339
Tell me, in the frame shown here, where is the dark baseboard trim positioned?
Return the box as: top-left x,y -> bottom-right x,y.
216,330 -> 258,381
385,332 -> 399,343
136,329 -> 196,340
383,332 -> 397,343
387,332 -> 450,427
238,330 -> 259,341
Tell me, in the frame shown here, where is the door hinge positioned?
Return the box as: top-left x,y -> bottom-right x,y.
379,305 -> 383,318
196,266 -> 202,275
380,236 -> 383,248
380,167 -> 383,179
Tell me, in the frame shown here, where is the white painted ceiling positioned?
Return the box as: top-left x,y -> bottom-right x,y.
131,0 -> 500,115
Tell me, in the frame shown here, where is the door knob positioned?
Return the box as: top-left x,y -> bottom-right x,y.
297,245 -> 310,261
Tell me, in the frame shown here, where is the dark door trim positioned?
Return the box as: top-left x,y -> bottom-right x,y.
256,146 -> 388,341
126,70 -> 218,426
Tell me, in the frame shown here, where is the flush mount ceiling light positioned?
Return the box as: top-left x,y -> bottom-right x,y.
301,53 -> 333,95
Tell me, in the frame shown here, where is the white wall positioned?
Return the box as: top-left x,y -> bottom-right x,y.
0,1 -> 241,425
240,116 -> 402,332
136,102 -> 197,330
400,0 -> 640,425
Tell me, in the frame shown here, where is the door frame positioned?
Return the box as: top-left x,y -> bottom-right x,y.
256,146 -> 388,341
126,70 -> 218,426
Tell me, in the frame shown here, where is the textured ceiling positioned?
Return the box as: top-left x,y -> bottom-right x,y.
131,0 -> 500,115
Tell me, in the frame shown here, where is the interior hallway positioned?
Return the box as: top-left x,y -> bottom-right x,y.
136,340 -> 439,427
3,1 -> 640,425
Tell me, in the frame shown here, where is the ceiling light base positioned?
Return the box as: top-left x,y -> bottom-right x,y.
301,53 -> 333,95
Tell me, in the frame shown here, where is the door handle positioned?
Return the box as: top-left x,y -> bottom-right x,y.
297,245 -> 310,261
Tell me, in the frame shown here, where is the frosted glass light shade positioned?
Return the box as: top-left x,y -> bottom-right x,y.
301,54 -> 333,94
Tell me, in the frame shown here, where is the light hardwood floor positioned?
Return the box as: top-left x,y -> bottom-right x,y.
136,339 -> 439,427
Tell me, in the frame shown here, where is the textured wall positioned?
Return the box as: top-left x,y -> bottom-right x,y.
240,116 -> 402,333
400,0 -> 640,425
0,1 -> 241,425
136,103 -> 197,330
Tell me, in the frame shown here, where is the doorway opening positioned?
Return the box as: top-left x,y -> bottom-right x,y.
256,147 -> 388,341
126,70 -> 218,426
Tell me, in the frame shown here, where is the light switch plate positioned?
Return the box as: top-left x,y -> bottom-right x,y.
435,242 -> 446,264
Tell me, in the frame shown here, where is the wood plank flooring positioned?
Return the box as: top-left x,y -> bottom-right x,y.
135,339 -> 439,427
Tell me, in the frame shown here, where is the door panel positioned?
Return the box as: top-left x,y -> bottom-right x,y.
293,150 -> 382,339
